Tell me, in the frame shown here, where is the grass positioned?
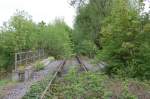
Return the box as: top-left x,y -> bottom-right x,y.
23,73 -> 53,99
0,79 -> 10,88
34,61 -> 45,71
23,66 -> 150,99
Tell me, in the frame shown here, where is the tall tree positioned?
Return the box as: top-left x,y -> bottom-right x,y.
97,0 -> 150,79
72,0 -> 112,57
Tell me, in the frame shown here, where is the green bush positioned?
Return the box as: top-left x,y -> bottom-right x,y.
23,75 -> 52,99
75,40 -> 98,58
55,69 -> 144,99
96,0 -> 150,80
23,67 -> 150,99
0,10 -> 73,71
48,56 -> 55,61
34,61 -> 45,71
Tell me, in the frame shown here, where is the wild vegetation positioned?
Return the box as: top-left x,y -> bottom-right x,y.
96,0 -> 150,80
72,0 -> 150,80
0,0 -> 150,97
56,69 -> 150,98
0,10 -> 73,71
23,68 -> 150,99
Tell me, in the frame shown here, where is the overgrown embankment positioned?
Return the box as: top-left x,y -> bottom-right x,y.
0,11 -> 73,73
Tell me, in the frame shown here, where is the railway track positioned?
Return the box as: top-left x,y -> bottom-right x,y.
76,56 -> 88,72
24,57 -> 150,99
40,57 -> 88,99
40,60 -> 66,99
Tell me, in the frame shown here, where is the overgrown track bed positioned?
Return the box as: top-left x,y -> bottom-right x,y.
1,60 -> 63,99
40,57 -> 89,99
40,60 -> 66,99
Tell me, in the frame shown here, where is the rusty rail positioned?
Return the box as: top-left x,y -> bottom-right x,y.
40,60 -> 66,99
76,56 -> 88,72
40,57 -> 87,99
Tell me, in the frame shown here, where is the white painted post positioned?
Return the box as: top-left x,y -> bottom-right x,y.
25,53 -> 27,65
15,54 -> 17,71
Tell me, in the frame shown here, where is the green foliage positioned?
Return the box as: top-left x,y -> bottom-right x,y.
55,69 -> 146,98
61,70 -> 107,99
23,75 -> 52,99
23,82 -> 43,99
34,61 -> 45,71
96,0 -> 150,80
0,79 -> 9,87
23,83 -> 41,99
23,67 -> 150,98
72,0 -> 112,56
42,20 -> 73,58
75,40 -> 98,57
0,10 -> 73,70
72,0 -> 150,80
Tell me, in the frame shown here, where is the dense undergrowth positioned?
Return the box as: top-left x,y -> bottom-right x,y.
72,0 -> 150,80
23,68 -> 150,99
0,0 -> 149,98
0,0 -> 149,86
23,73 -> 53,99
95,0 -> 150,80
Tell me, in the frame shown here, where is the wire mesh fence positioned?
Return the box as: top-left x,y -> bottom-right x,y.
15,49 -> 45,70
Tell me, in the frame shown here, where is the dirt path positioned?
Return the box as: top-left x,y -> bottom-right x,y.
1,60 -> 62,99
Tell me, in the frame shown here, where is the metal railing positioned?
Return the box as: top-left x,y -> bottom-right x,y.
15,49 -> 44,70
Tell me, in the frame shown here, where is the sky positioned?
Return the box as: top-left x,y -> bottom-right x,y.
0,0 -> 76,28
144,0 -> 150,12
0,0 -> 149,28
